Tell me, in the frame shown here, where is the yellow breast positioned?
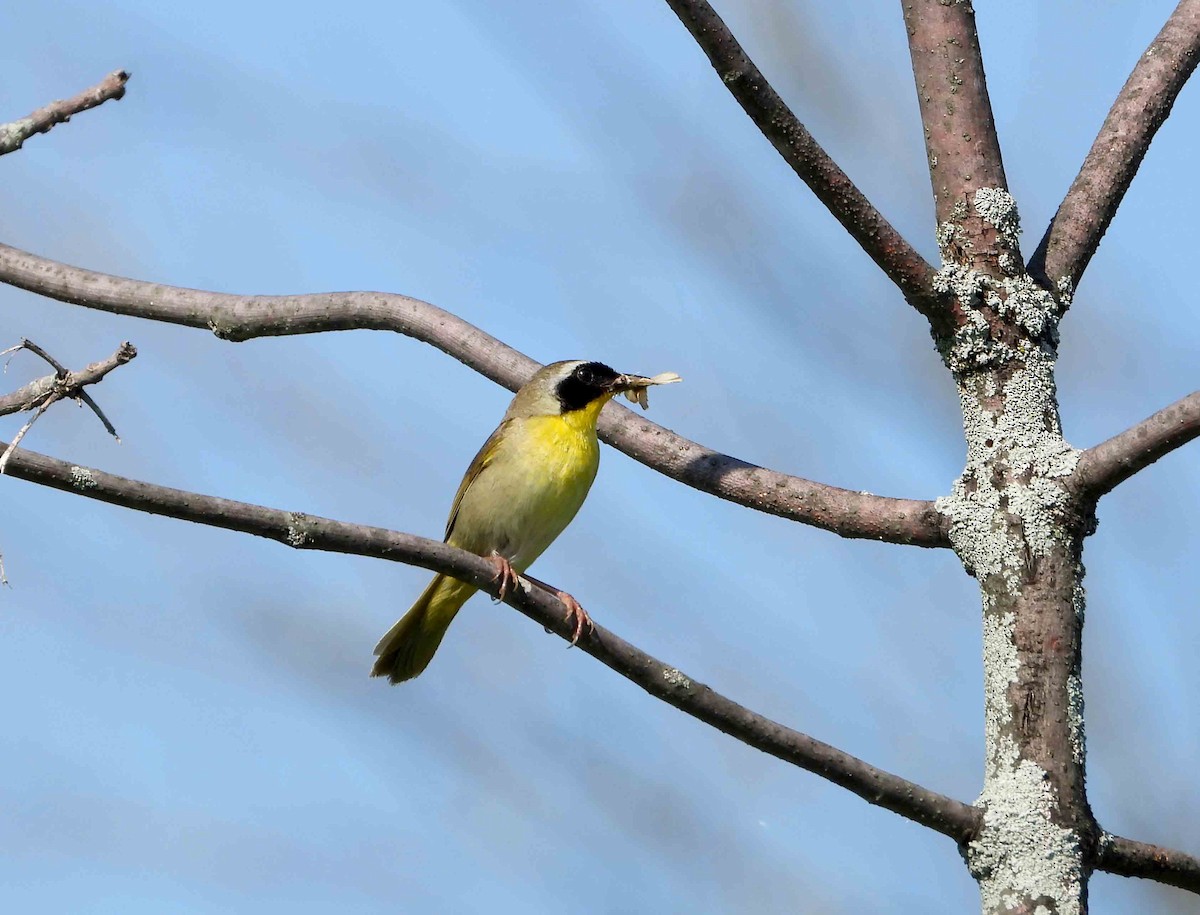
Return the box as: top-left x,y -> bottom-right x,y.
447,402 -> 606,570
517,410 -> 601,501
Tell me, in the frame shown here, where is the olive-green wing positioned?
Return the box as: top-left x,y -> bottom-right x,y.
444,420 -> 511,541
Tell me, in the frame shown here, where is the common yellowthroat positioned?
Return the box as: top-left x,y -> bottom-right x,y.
371,360 -> 679,683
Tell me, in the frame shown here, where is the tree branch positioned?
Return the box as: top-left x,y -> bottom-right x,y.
902,0 -> 1011,233
0,341 -> 135,472
1071,390 -> 1200,500
1029,0 -> 1200,293
0,341 -> 136,419
661,0 -> 944,324
902,0 -> 1024,319
0,71 -> 130,156
0,241 -> 949,547
3,446 -> 980,842
1097,833 -> 1200,895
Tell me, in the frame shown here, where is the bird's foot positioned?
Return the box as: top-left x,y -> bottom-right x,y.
487,553 -> 520,602
511,571 -> 593,646
555,590 -> 593,647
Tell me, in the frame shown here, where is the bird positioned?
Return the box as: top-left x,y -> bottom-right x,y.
371,359 -> 680,684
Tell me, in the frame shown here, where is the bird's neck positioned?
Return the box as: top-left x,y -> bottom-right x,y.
559,393 -> 615,435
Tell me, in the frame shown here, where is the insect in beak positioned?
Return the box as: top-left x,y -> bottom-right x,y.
611,372 -> 682,410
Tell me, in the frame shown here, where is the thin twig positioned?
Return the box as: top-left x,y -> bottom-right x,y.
1,445 -> 981,841
660,0 -> 943,323
1029,0 -> 1200,293
1071,390 -> 1200,501
17,338 -> 69,374
0,241 -> 949,547
76,390 -> 121,440
1097,832 -> 1200,895
0,396 -> 59,473
0,70 -> 130,156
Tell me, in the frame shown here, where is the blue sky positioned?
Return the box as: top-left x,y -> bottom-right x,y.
1,1 -> 1197,912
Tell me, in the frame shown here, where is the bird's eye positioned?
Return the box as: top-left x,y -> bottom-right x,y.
576,366 -> 595,385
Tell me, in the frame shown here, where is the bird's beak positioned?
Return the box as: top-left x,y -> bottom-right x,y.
610,371 -> 682,410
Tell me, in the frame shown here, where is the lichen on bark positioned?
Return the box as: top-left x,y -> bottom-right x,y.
933,188 -> 1093,913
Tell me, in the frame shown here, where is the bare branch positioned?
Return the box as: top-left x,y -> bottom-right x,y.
0,340 -> 135,474
1,446 -> 979,841
0,338 -> 135,470
0,341 -> 136,420
76,387 -> 122,441
1097,833 -> 1200,895
0,71 -> 130,156
600,409 -> 945,545
1071,391 -> 1200,500
0,241 -> 949,547
11,338 -> 70,373
1030,0 -> 1200,293
661,0 -> 944,323
902,0 -> 1016,264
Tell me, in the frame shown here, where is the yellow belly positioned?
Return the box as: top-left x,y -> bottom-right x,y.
447,410 -> 601,571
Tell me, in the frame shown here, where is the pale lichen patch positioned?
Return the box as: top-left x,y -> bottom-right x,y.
0,118 -> 35,151
662,667 -> 691,690
968,756 -> 1084,915
937,349 -> 1081,587
69,466 -> 98,490
933,186 -> 1089,915
973,187 -> 1021,249
1056,275 -> 1075,310
1067,672 -> 1086,768
989,273 -> 1059,339
981,608 -> 1019,775
933,190 -> 1065,375
935,219 -> 959,251
286,511 -> 312,547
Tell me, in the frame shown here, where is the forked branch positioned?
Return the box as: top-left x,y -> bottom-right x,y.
0,71 -> 130,156
0,340 -> 136,421
3,446 -> 979,841
0,241 -> 948,547
0,340 -> 135,472
661,0 -> 943,322
1072,390 -> 1200,500
1030,0 -> 1200,293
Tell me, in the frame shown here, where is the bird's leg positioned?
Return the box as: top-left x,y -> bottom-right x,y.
487,552 -> 520,602
521,572 -> 594,647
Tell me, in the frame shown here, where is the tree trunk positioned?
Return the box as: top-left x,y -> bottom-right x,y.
934,189 -> 1096,914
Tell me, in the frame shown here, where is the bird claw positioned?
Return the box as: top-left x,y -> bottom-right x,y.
488,553 -> 520,602
489,561 -> 592,645
555,590 -> 593,647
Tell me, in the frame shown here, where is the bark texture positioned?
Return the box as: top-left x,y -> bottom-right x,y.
932,191 -> 1093,915
906,5 -> 1098,910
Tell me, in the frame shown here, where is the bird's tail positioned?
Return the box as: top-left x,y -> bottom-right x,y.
371,575 -> 477,683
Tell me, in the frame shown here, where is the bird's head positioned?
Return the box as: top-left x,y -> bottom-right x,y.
505,360 -> 680,421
